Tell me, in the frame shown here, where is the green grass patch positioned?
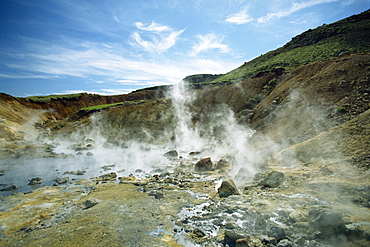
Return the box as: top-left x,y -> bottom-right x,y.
80,102 -> 124,112
79,100 -> 146,112
25,93 -> 88,103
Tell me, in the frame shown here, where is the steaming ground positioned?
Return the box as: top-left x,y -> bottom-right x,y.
0,80 -> 260,195
0,54 -> 370,246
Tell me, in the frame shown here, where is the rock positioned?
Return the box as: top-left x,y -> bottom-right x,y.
101,164 -> 115,171
194,157 -> 213,172
86,152 -> 93,156
338,80 -> 349,88
28,177 -> 42,185
148,190 -> 164,199
99,172 -> 117,181
189,151 -> 201,156
218,178 -> 239,198
308,207 -> 346,237
261,235 -> 278,245
259,171 -> 284,188
0,170 -> 4,176
164,150 -> 178,158
224,229 -> 246,242
268,226 -> 286,242
224,222 -> 240,229
277,239 -> 292,247
0,184 -> 17,191
85,138 -> 95,144
288,210 -> 307,223
119,178 -> 148,186
215,159 -> 229,170
82,197 -> 100,209
64,170 -> 86,175
235,238 -> 250,247
54,177 -> 69,184
191,228 -> 206,238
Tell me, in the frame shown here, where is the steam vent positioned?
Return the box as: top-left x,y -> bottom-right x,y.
1,9 -> 370,247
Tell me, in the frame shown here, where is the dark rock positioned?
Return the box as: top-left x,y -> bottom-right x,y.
235,238 -> 251,247
261,235 -> 278,245
194,157 -> 213,172
99,172 -> 117,181
28,177 -> 42,185
83,197 -> 100,209
54,177 -> 69,184
224,222 -> 240,230
215,159 -> 229,170
101,164 -> 116,171
189,151 -> 201,156
164,150 -> 178,158
224,229 -> 246,242
148,190 -> 164,199
218,178 -> 239,197
268,226 -> 286,242
0,184 -> 17,191
338,80 -> 349,88
64,170 -> 86,175
191,228 -> 206,238
253,172 -> 265,182
0,170 -> 5,176
259,171 -> 284,188
308,207 -> 346,237
86,152 -> 93,156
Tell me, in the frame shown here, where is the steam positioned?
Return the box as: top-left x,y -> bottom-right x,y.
1,79 -> 271,193
167,80 -> 261,182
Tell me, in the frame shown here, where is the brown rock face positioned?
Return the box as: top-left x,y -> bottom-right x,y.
218,178 -> 239,198
194,157 -> 213,172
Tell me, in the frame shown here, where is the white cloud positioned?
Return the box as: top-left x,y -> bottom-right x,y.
135,21 -> 171,32
225,8 -> 254,24
341,0 -> 354,6
190,33 -> 231,56
257,0 -> 339,23
5,41 -> 238,89
131,22 -> 185,54
131,29 -> 185,54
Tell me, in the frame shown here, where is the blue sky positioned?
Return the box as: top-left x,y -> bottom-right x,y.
0,0 -> 368,96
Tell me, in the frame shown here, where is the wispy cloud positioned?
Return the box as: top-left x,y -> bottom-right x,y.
2,41 -> 238,89
135,21 -> 171,32
190,33 -> 231,56
131,21 -> 185,54
257,0 -> 338,23
131,28 -> 185,54
225,8 -> 254,24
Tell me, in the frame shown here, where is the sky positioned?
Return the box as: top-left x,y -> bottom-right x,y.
0,0 -> 369,97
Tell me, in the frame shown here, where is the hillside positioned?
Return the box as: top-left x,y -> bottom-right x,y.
0,10 -> 370,247
202,9 -> 370,85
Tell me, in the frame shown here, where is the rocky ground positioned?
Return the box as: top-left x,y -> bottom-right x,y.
0,144 -> 369,247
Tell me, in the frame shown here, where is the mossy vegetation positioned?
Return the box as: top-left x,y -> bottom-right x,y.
80,102 -> 124,112
25,93 -> 88,103
79,100 -> 146,113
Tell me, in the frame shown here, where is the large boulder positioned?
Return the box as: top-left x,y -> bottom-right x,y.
258,171 -> 285,188
28,177 -> 42,185
308,207 -> 346,237
218,178 -> 239,197
163,150 -> 178,158
194,157 -> 213,172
